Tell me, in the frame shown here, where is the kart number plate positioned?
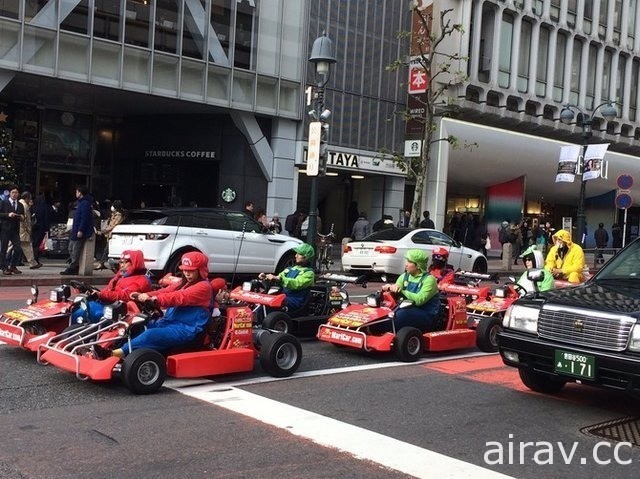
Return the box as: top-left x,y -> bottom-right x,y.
554,349 -> 595,380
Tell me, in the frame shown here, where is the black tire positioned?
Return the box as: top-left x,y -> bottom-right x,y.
262,311 -> 292,333
121,349 -> 167,395
518,368 -> 566,394
472,257 -> 488,274
475,316 -> 502,352
275,251 -> 296,273
165,248 -> 197,276
259,333 -> 302,377
393,327 -> 423,362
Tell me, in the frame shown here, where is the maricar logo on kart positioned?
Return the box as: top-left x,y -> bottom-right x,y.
0,328 -> 20,342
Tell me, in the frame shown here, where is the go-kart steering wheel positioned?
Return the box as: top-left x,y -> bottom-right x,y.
131,294 -> 164,318
69,280 -> 100,294
510,283 -> 528,296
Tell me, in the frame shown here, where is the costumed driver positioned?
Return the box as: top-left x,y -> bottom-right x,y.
71,249 -> 152,324
544,229 -> 586,283
428,247 -> 454,282
517,245 -> 554,293
381,249 -> 440,332
93,251 -> 213,359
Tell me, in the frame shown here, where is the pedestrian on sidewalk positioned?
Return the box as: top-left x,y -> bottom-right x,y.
0,186 -> 25,275
31,193 -> 52,266
19,191 -> 41,269
61,185 -> 94,276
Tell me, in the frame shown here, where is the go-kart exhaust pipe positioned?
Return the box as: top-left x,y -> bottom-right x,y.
253,328 -> 271,348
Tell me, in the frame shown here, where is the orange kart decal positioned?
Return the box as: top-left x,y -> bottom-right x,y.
3,302 -> 68,322
328,306 -> 390,327
468,298 -> 511,312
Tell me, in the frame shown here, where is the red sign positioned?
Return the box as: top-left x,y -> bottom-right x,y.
408,61 -> 429,94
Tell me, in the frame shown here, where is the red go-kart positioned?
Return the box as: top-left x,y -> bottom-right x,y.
317,291 -> 478,362
36,285 -> 302,394
0,281 -> 97,352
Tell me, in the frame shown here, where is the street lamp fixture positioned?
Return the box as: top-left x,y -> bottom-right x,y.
559,101 -> 618,245
306,32 -> 336,255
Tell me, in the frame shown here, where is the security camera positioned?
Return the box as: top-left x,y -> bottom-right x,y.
320,109 -> 331,121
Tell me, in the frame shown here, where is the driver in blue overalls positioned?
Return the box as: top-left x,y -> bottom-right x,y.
259,243 -> 315,310
381,249 -> 440,332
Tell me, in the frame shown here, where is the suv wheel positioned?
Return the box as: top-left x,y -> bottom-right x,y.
275,251 -> 296,272
165,248 -> 197,276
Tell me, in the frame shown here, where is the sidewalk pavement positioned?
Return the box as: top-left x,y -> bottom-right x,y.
0,253 -> 526,288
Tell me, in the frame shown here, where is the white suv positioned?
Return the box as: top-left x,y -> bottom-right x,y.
108,208 -> 302,276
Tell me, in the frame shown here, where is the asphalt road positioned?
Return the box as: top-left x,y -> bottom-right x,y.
1,285 -> 639,479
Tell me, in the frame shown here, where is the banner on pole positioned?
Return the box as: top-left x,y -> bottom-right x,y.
555,145 -> 581,183
583,143 -> 609,181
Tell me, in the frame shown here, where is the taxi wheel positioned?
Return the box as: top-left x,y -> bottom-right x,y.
393,327 -> 423,362
518,368 -> 566,394
475,317 -> 501,352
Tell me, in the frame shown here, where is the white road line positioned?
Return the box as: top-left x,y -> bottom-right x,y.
172,384 -> 514,479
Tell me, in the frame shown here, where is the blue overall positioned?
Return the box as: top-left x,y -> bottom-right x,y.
282,267 -> 311,310
394,273 -> 441,332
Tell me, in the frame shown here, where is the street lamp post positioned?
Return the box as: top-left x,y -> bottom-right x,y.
306,32 -> 336,254
560,102 -> 617,245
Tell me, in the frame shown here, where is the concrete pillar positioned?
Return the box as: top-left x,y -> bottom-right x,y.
79,235 -> 96,276
502,242 -> 513,272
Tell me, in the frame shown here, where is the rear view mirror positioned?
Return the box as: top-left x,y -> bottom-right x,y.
527,268 -> 545,283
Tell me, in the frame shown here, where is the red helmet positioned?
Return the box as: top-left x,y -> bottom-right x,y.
432,247 -> 449,262
179,251 -> 209,278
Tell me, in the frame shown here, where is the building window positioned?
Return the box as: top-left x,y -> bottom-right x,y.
631,59 -> 639,121
182,0 -> 206,60
211,0 -> 231,60
550,0 -> 560,21
616,54 -> 626,117
234,0 -> 257,69
554,32 -> 567,102
536,26 -> 550,96
569,38 -> 582,105
518,20 -> 532,93
155,0 -> 179,54
599,0 -> 609,39
532,0 -> 543,16
95,0 -> 121,42
628,0 -> 637,49
586,43 -> 598,109
61,0 -> 89,35
613,0 -> 622,44
584,0 -> 593,35
0,0 -> 19,19
498,13 -> 514,88
124,0 -> 152,47
567,0 -> 577,28
602,49 -> 612,102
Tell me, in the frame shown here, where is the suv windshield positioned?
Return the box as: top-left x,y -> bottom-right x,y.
594,239 -> 640,280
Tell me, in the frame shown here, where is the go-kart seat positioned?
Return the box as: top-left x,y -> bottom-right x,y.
167,317 -> 213,355
286,286 -> 326,317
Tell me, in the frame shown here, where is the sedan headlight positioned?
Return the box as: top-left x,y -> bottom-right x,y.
628,324 -> 640,352
503,304 -> 539,333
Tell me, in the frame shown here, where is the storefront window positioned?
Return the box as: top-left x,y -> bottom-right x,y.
40,110 -> 92,174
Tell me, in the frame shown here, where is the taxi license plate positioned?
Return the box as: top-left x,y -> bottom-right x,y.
554,349 -> 595,380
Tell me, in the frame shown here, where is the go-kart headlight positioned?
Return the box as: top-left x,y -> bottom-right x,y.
242,281 -> 252,292
494,288 -> 506,298
50,288 -> 64,302
366,293 -> 381,307
503,304 -> 539,333
103,301 -> 127,321
628,324 -> 640,352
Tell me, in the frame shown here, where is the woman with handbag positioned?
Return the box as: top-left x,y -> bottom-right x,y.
94,200 -> 125,270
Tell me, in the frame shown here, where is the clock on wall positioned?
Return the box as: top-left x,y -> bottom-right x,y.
221,187 -> 237,203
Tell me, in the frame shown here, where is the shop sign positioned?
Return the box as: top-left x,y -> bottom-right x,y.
301,148 -> 405,176
144,150 -> 217,159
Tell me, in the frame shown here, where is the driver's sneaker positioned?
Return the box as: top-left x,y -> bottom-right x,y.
92,344 -> 112,359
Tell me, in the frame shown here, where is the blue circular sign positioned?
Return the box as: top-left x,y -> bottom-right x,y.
617,174 -> 634,190
615,193 -> 633,209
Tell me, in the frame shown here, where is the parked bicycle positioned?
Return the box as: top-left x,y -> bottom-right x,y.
316,224 -> 335,273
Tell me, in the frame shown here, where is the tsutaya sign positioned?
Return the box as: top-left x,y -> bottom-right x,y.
301,148 -> 405,176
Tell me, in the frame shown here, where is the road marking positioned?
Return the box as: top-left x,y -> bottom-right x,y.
172,384 -> 514,479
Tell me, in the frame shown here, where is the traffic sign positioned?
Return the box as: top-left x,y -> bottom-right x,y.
307,122 -> 322,176
617,174 -> 634,190
615,193 -> 633,209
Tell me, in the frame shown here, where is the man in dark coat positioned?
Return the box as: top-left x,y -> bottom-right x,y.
0,186 -> 25,275
61,185 -> 94,275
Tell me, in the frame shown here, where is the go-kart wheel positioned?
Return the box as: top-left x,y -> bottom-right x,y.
259,333 -> 302,377
24,321 -> 46,336
393,327 -> 423,362
121,349 -> 167,395
518,368 -> 566,394
475,316 -> 502,353
262,311 -> 292,333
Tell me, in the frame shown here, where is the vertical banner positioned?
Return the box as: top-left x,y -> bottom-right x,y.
583,143 -> 609,181
484,176 -> 526,255
556,145 -> 581,183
